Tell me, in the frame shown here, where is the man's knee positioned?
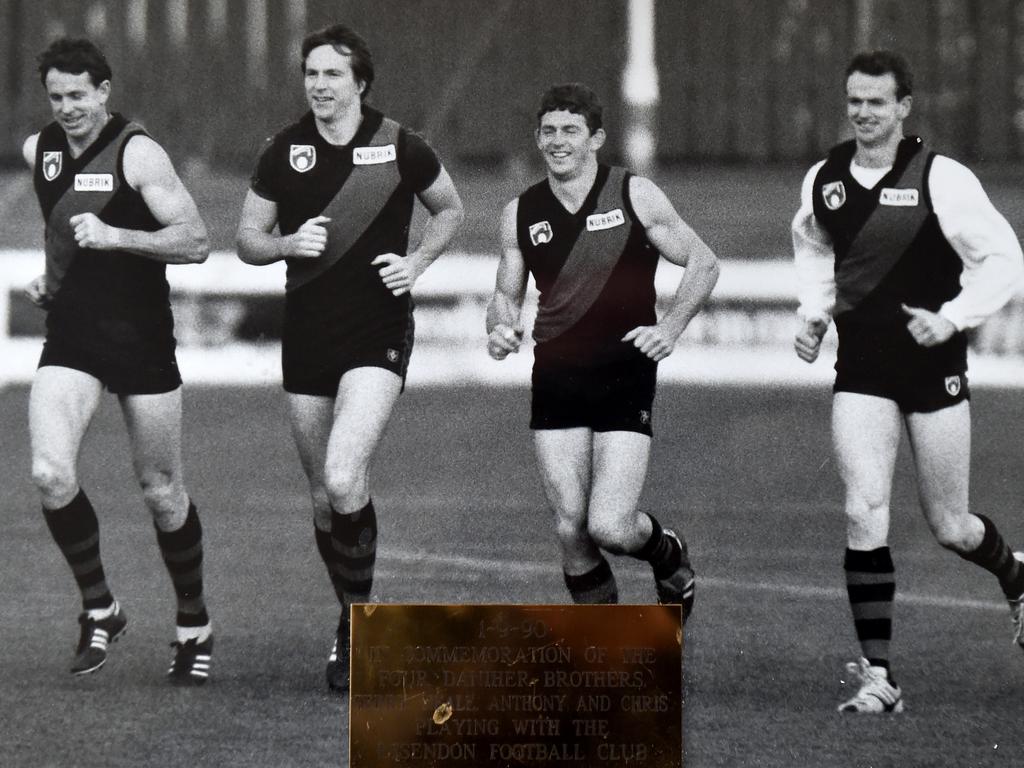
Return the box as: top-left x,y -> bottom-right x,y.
138,469 -> 183,522
587,517 -> 633,553
555,515 -> 589,546
323,462 -> 367,508
931,515 -> 976,553
31,456 -> 77,505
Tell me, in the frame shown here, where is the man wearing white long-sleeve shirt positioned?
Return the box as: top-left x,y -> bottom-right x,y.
792,50 -> 1024,715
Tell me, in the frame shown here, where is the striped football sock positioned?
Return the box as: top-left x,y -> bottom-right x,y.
42,488 -> 114,612
564,558 -> 619,604
844,547 -> 895,674
630,514 -> 681,579
155,502 -> 210,630
331,501 -> 378,605
959,514 -> 1024,599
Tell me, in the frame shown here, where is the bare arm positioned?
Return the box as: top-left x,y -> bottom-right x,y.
23,134 -> 38,169
70,135 -> 208,264
235,190 -> 330,266
373,166 -> 465,296
623,176 -> 720,360
486,199 -> 528,360
21,134 -> 51,307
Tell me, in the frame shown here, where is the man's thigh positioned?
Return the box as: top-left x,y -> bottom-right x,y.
589,431 -> 651,526
905,400 -> 970,521
831,392 -> 902,504
287,393 -> 336,484
325,367 -> 404,470
119,387 -> 185,482
533,428 -> 594,525
29,366 -> 103,469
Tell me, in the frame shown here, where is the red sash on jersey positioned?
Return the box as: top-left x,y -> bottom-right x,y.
533,167 -> 631,343
832,145 -> 931,315
285,118 -> 402,292
38,119 -> 145,296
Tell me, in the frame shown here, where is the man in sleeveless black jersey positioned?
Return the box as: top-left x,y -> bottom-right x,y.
236,24 -> 463,693
486,83 -> 718,616
24,38 -> 214,683
793,51 -> 1024,714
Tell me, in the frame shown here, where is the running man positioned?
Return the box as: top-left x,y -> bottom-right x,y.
793,50 -> 1024,713
236,24 -> 463,692
487,83 -> 718,616
26,38 -> 213,684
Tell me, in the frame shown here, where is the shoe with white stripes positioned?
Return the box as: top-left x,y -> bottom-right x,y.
168,635 -> 213,686
838,658 -> 904,714
326,615 -> 350,693
71,604 -> 128,676
1008,553 -> 1024,651
655,529 -> 696,622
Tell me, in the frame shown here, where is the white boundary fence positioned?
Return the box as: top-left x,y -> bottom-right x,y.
2,250 -> 1023,389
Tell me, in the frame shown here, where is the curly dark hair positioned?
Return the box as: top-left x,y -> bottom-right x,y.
536,83 -> 603,134
37,38 -> 112,87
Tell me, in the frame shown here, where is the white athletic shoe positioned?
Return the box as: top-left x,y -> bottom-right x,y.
1008,552 -> 1024,650
837,658 -> 904,714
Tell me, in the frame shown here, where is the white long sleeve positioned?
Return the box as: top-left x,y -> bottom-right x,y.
791,160 -> 835,324
928,156 -> 1024,330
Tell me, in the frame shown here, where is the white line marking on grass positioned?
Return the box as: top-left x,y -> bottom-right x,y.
385,548 -> 1006,612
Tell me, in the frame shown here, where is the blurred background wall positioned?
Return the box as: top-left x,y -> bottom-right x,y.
2,0 -> 1023,170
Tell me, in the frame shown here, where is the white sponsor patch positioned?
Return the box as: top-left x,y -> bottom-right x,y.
353,144 -> 397,165
529,221 -> 553,245
586,208 -> 625,231
879,187 -> 919,206
289,144 -> 316,173
74,173 -> 114,191
42,151 -> 63,181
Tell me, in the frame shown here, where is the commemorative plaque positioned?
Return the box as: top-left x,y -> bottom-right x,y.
349,604 -> 683,767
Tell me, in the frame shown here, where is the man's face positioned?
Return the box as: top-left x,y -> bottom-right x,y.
304,44 -> 363,123
44,69 -> 109,143
536,110 -> 604,179
846,71 -> 911,148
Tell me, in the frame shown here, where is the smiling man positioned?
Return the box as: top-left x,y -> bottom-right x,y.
487,83 -> 718,615
792,50 -> 1024,713
24,38 -> 214,684
236,24 -> 463,693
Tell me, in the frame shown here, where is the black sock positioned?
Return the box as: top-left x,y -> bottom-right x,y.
959,515 -> 1024,599
155,502 -> 209,628
630,514 -> 682,579
42,489 -> 114,612
331,500 -> 378,604
564,558 -> 619,604
845,547 -> 895,674
315,525 -> 347,605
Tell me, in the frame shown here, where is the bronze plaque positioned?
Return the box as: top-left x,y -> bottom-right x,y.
349,604 -> 682,767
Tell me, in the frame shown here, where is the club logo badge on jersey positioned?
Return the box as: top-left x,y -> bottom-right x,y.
879,187 -> 919,206
822,181 -> 846,210
42,151 -> 62,181
639,410 -> 651,425
945,375 -> 961,397
529,221 -> 553,245
289,145 -> 316,173
386,348 -> 400,363
353,144 -> 397,165
586,208 -> 626,232
74,173 -> 114,192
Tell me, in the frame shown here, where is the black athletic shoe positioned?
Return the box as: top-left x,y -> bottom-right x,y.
167,635 -> 213,686
326,616 -> 350,693
655,529 -> 696,622
71,604 -> 128,676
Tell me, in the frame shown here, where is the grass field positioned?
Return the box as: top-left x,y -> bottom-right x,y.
3,383 -> 1024,767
